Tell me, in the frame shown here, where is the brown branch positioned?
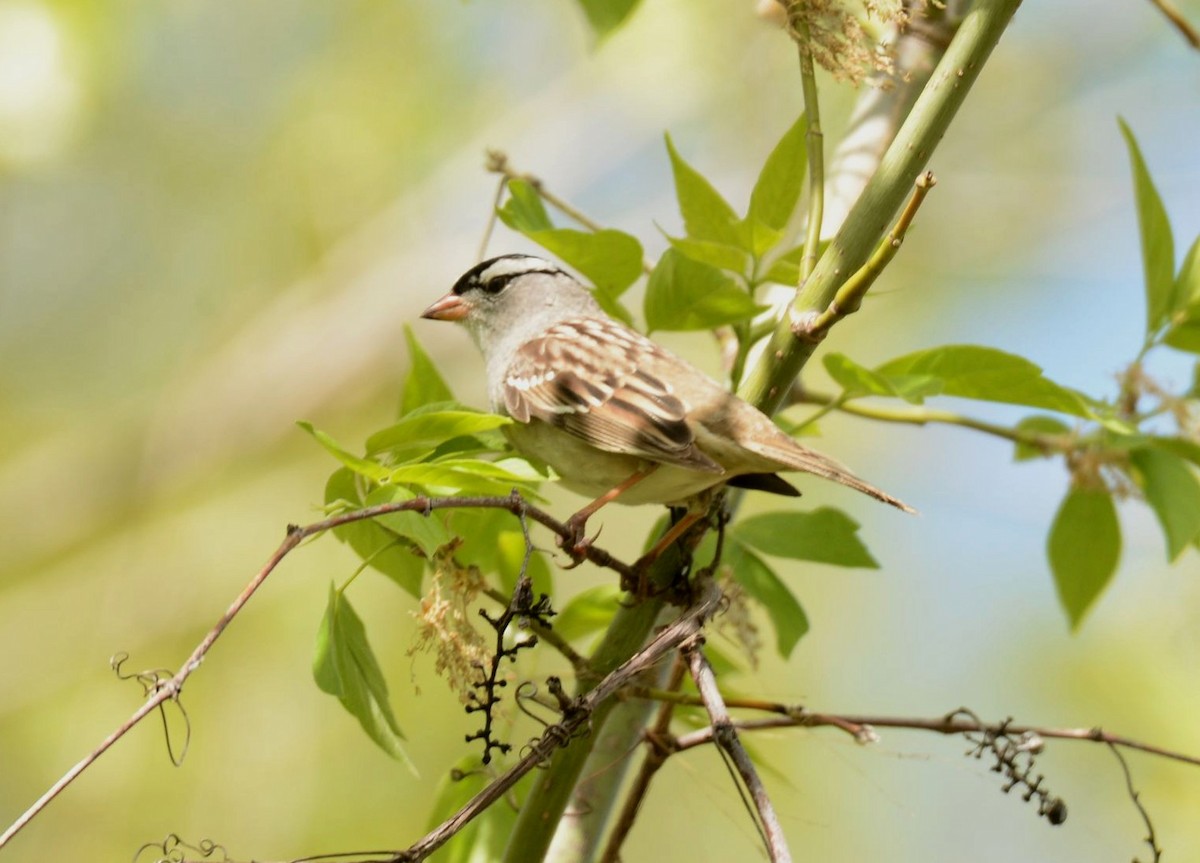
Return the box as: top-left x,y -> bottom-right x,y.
639,701 -> 1200,770
0,492 -> 634,852
1147,0 -> 1200,48
683,643 -> 792,863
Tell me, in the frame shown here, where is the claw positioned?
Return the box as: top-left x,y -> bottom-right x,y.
556,519 -> 601,569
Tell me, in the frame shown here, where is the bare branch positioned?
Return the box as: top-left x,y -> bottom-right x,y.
1146,0 -> 1200,48
683,643 -> 792,863
646,701 -> 1200,770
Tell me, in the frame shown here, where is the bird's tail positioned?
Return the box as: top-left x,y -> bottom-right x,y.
747,439 -> 916,514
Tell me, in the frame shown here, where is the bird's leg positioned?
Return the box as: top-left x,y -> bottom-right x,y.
626,491 -> 726,597
559,465 -> 659,568
622,509 -> 703,595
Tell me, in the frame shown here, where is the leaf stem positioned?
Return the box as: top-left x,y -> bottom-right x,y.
790,12 -> 825,284
794,389 -> 1074,453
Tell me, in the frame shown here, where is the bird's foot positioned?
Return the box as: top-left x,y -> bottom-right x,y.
556,516 -> 599,569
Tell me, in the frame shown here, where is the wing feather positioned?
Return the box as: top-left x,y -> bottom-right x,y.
503,318 -> 722,473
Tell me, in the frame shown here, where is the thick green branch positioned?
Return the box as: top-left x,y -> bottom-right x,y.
740,0 -> 1025,414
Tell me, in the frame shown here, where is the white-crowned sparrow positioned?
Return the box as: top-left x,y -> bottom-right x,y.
421,254 -> 912,539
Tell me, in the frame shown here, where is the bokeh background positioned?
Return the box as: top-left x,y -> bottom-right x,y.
2,0 -> 1199,860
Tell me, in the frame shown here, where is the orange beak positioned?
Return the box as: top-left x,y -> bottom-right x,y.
420,293 -> 469,322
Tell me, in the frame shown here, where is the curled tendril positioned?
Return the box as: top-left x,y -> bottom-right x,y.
111,652 -> 192,767
132,834 -> 227,863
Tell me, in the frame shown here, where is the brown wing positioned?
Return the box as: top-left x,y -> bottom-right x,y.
502,318 -> 722,474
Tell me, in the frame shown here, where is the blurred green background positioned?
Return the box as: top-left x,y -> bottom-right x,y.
1,0 -> 1199,860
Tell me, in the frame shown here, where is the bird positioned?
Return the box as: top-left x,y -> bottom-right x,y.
421,253 -> 912,565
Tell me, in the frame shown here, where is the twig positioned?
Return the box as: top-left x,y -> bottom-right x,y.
683,642 -> 792,863
476,173 -> 507,262
638,702 -> 1200,770
789,387 -> 1071,451
1108,742 -> 1163,863
800,171 -> 935,340
1147,0 -> 1200,48
0,493 -> 632,851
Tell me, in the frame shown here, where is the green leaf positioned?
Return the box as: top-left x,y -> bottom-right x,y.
823,353 -> 941,403
644,248 -> 764,332
1118,118 -> 1176,333
493,528 -> 553,596
301,422 -> 391,482
761,244 -> 805,286
400,327 -> 453,416
366,410 -> 512,460
1130,447 -> 1200,561
386,456 -> 545,495
591,288 -> 636,327
313,584 -> 415,769
497,179 -> 552,232
748,114 -> 808,232
574,0 -> 642,38
665,133 -> 742,246
1164,236 -> 1200,352
325,469 -> 425,595
876,345 -> 1093,417
1145,435 -> 1200,469
727,543 -> 809,658
739,219 -> 784,259
498,182 -> 644,314
554,584 -> 623,642
445,507 -> 551,594
519,228 -> 645,297
732,508 -> 878,568
1173,234 -> 1200,310
663,232 -> 750,275
1013,416 -> 1072,461
1048,488 -> 1120,630
1163,309 -> 1200,354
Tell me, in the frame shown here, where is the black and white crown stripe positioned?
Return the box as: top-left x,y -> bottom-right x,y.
451,254 -> 566,296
